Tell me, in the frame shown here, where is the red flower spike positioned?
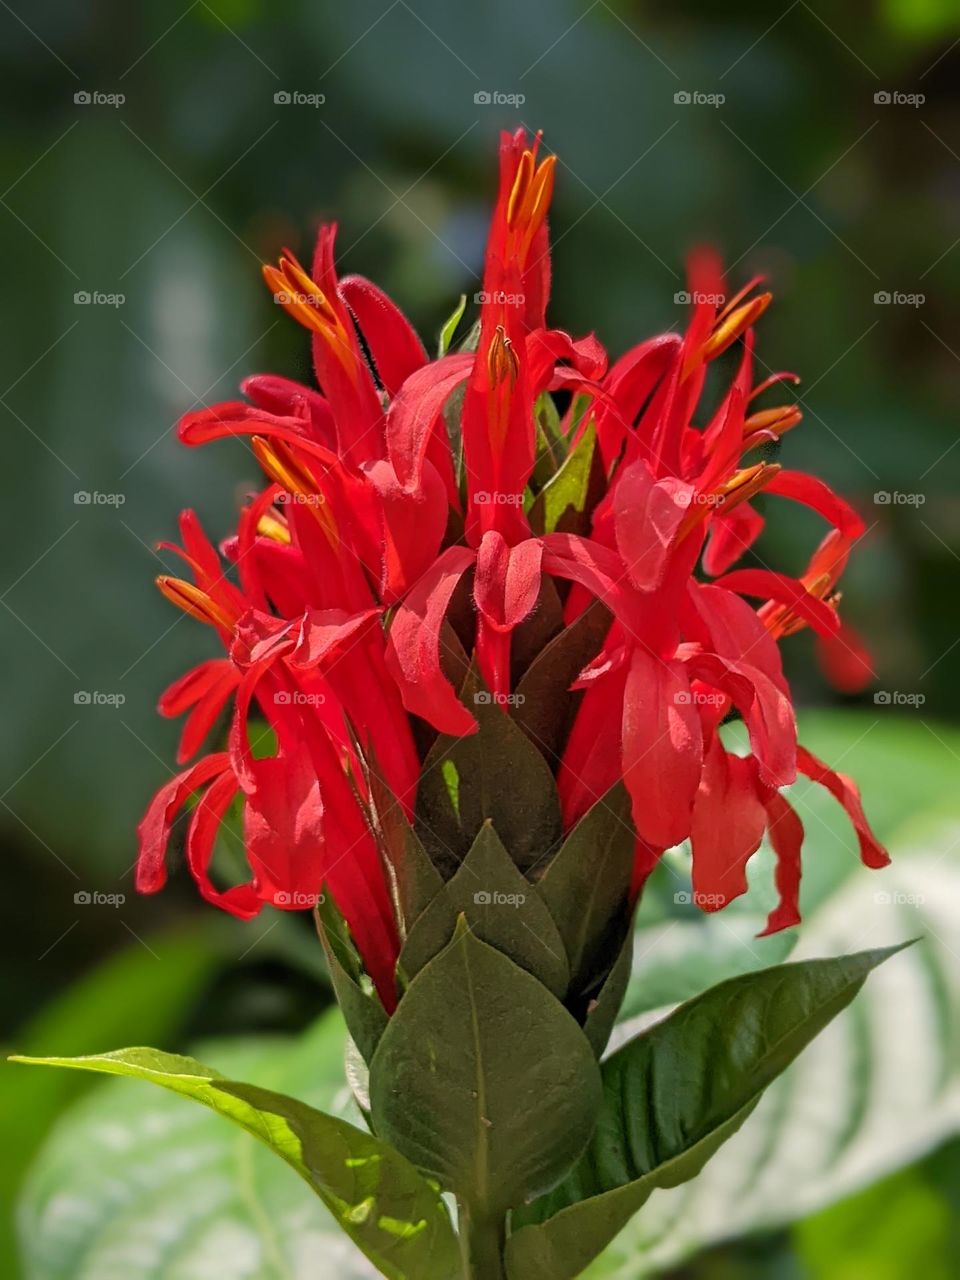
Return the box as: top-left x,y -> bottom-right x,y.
136,133 -> 890,1001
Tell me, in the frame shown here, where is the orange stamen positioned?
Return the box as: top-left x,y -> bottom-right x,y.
251,436 -> 339,545
701,292 -> 773,363
156,577 -> 235,630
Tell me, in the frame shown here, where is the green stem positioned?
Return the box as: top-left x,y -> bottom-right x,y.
457,1201 -> 507,1280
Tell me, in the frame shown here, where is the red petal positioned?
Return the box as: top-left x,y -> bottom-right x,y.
474,532 -> 543,631
186,770 -> 261,918
797,744 -> 889,869
622,648 -> 703,849
758,789 -> 804,935
386,353 -> 472,493
339,274 -> 428,397
715,568 -> 841,639
687,651 -> 797,788
135,753 -> 231,894
613,460 -> 696,591
690,737 -> 766,911
703,503 -> 765,576
815,621 -> 875,694
765,469 -> 865,538
384,546 -> 477,736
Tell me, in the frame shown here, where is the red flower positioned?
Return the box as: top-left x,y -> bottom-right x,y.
137,129 -> 888,1007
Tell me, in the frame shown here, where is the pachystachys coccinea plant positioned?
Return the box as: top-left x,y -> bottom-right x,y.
13,130 -> 904,1280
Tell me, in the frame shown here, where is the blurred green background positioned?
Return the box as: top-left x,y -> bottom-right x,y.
2,2 -> 959,1277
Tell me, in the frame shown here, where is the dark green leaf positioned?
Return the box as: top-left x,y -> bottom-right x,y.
537,783 -> 635,993
371,921 -> 602,1218
416,668 -> 561,876
399,823 -> 569,996
512,603 -> 611,766
583,928 -> 635,1058
506,944 -> 906,1280
315,896 -> 389,1065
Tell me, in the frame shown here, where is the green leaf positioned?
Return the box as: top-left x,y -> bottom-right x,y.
315,895 -> 389,1065
399,822 -> 570,996
416,667 -> 562,876
595,804 -> 960,1276
1,925 -> 226,1277
512,602 -> 612,767
505,945 -> 904,1280
536,783 -> 634,995
17,1016 -> 370,1278
366,759 -> 445,935
528,422 -> 599,536
437,293 -> 467,356
13,1036 -> 459,1280
583,928 -> 635,1058
370,921 -> 603,1218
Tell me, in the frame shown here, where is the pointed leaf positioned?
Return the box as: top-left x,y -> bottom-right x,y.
416,668 -> 561,876
399,823 -> 569,996
536,783 -> 635,994
529,422 -> 600,536
513,602 -> 612,766
12,1046 -> 459,1280
506,944 -> 906,1280
315,896 -> 389,1065
371,922 -> 602,1218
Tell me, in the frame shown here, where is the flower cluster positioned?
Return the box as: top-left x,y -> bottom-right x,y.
137,129 -> 888,1009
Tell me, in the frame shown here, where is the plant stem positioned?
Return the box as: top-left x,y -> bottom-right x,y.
457,1201 -> 507,1279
